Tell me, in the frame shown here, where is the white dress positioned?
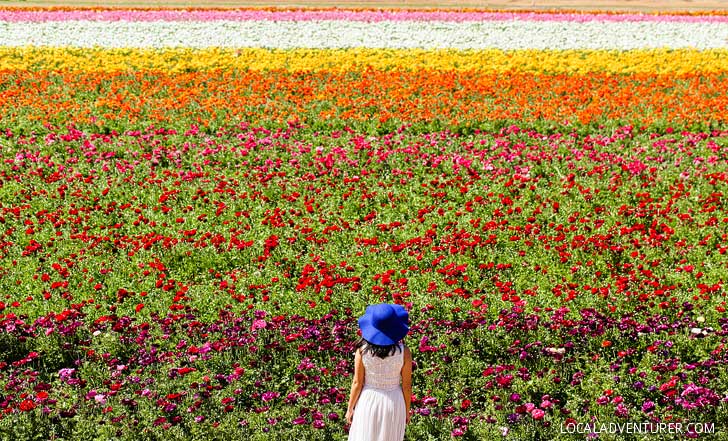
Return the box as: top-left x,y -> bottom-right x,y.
348,343 -> 406,441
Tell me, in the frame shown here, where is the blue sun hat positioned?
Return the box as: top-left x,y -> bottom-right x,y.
358,303 -> 409,346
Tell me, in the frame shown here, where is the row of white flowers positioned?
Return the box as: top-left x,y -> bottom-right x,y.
1,19 -> 727,49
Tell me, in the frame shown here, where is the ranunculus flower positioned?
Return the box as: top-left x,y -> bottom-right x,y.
19,399 -> 36,412
615,403 -> 629,418
642,401 -> 655,413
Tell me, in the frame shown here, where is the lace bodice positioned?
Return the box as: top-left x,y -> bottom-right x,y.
361,343 -> 404,391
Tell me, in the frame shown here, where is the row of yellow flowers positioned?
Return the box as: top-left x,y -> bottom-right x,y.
2,47 -> 728,74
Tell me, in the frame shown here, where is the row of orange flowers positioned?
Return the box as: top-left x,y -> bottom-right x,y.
1,69 -> 726,127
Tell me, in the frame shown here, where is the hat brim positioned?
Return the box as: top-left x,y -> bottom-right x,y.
358,305 -> 409,346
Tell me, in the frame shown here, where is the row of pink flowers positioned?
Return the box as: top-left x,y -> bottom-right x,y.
1,9 -> 728,23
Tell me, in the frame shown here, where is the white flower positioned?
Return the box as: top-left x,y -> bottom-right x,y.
0,20 -> 727,49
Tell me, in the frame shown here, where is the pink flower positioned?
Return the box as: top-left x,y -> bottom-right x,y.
531,408 -> 545,420
251,319 -> 267,331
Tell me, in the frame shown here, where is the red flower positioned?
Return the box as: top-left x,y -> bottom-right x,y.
19,399 -> 36,412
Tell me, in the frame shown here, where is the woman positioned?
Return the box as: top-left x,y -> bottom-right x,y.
346,303 -> 413,441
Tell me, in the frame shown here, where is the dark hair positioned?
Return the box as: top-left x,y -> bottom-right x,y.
357,337 -> 402,359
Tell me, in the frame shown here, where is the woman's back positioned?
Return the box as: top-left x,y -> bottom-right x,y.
361,344 -> 404,391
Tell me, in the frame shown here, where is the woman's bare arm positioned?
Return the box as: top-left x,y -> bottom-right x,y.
345,348 -> 365,425
401,346 -> 413,424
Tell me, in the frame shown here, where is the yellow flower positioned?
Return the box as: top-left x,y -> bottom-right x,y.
1,47 -> 728,74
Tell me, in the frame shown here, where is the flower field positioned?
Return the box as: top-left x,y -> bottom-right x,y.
1,6 -> 728,440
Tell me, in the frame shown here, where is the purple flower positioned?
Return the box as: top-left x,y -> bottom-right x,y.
292,417 -> 306,425
506,413 -> 521,424
451,428 -> 465,437
641,401 -> 655,413
261,391 -> 280,402
312,420 -> 325,429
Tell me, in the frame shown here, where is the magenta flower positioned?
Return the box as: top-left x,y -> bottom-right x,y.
641,401 -> 655,413
58,368 -> 75,381
423,396 -> 438,406
251,319 -> 267,331
676,383 -> 721,410
615,403 -> 629,418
